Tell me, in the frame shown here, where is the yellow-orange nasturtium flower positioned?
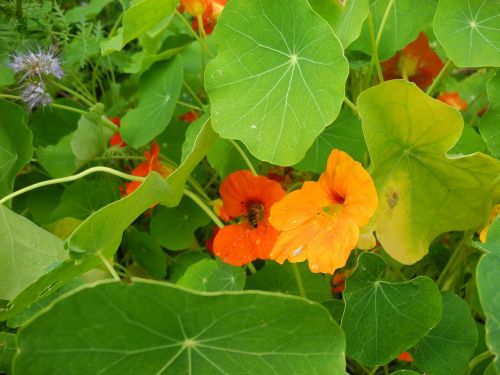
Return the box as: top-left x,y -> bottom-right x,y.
269,150 -> 378,274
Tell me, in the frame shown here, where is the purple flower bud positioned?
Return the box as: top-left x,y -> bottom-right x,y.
21,81 -> 53,111
10,46 -> 63,81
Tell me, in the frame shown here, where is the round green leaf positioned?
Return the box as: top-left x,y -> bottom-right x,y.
121,57 -> 183,148
205,0 -> 349,165
15,280 -> 346,374
341,253 -> 442,366
36,135 -> 77,178
349,0 -> 437,60
480,72 -> 500,157
434,0 -> 500,67
177,259 -> 246,292
150,196 -> 210,250
308,0 -> 369,47
412,293 -> 478,375
357,80 -> 500,264
474,217 -> 500,374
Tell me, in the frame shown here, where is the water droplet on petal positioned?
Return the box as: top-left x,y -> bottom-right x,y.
311,263 -> 319,271
292,246 -> 302,257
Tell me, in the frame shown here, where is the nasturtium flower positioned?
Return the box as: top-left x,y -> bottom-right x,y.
213,170 -> 286,266
382,32 -> 444,89
269,150 -> 378,274
180,0 -> 209,17
437,92 -> 468,111
180,111 -> 200,124
479,203 -> 500,243
124,141 -> 170,195
397,352 -> 414,362
181,0 -> 226,35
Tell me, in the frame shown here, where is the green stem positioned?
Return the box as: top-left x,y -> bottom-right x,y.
375,0 -> 395,50
49,103 -> 88,116
426,59 -> 454,97
0,167 -> 144,205
229,140 -> 258,176
175,10 -> 215,58
465,350 -> 493,375
50,80 -> 95,107
98,253 -> 120,281
344,96 -> 358,113
366,12 -> 384,85
177,100 -> 203,112
368,366 -> 380,375
100,116 -> 119,131
436,229 -> 473,290
292,263 -> 307,298
0,94 -> 22,100
183,189 -> 224,228
188,177 -> 211,201
16,0 -> 23,21
183,80 -> 205,108
247,263 -> 257,274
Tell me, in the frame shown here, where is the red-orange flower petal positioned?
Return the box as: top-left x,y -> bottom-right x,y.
382,32 -> 444,89
269,150 -> 378,274
437,92 -> 468,111
213,222 -> 279,266
180,0 -> 209,17
220,170 -> 286,219
108,117 -> 127,148
397,352 -> 414,362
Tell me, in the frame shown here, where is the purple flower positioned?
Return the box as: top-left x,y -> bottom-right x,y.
21,81 -> 52,111
10,47 -> 63,81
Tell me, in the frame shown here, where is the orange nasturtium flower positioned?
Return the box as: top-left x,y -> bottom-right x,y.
181,0 -> 227,35
124,141 -> 170,196
269,150 -> 378,274
397,352 -> 414,362
437,92 -> 468,111
382,32 -> 444,89
108,117 -> 127,148
213,170 -> 286,266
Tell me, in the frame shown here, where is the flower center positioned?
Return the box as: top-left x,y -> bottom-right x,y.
246,202 -> 265,229
398,55 -> 419,78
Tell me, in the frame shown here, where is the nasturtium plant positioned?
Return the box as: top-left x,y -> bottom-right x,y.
1,0 -> 499,373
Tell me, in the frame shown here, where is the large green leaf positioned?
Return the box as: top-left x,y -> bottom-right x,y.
480,72 -> 500,158
0,205 -> 67,300
0,101 -> 33,199
71,116 -> 113,168
100,0 -> 177,55
434,0 -> 500,67
150,196 -> 210,250
308,0 -> 369,47
349,0 -> 437,60
36,135 -> 78,178
0,332 -> 15,374
474,217 -> 500,374
294,108 -> 367,173
205,0 -> 348,165
341,253 -> 442,366
245,261 -> 332,302
15,280 -> 346,374
357,80 -> 500,264
412,293 -> 478,375
121,57 -> 183,148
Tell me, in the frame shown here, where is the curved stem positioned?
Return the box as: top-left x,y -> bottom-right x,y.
50,80 -> 95,107
183,80 -> 205,108
344,96 -> 358,113
292,263 -> 307,298
229,140 -> 258,176
98,253 -> 120,281
0,166 -> 144,205
375,0 -> 395,50
175,10 -> 215,58
465,350 -> 493,375
366,12 -> 384,85
426,59 -> 454,97
183,189 -> 224,228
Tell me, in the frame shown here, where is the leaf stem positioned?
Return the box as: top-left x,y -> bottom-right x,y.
366,12 -> 384,85
183,79 -> 205,108
183,189 -> 224,228
175,10 -> 215,58
177,100 -> 203,112
229,140 -> 258,176
368,366 -> 380,375
344,96 -> 358,113
98,253 -> 120,281
49,102 -> 88,116
426,59 -> 454,97
49,80 -> 95,107
247,262 -> 257,274
0,167 -> 144,205
375,0 -> 395,50
436,229 -> 473,290
292,263 -> 307,298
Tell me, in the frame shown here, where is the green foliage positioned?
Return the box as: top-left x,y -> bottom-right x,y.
15,280 -> 346,374
205,0 -> 348,165
177,259 -> 246,292
341,253 -> 442,366
480,72 -> 500,158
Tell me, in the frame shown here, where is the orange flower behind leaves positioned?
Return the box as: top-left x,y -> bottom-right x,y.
124,141 -> 170,195
437,92 -> 468,111
180,0 -> 209,17
269,150 -> 378,274
108,117 -> 127,148
190,0 -> 227,35
479,203 -> 500,243
397,352 -> 414,362
180,111 -> 200,124
331,271 -> 348,294
213,170 -> 286,266
382,32 -> 444,89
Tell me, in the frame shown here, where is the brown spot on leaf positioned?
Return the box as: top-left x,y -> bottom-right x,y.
387,191 -> 399,209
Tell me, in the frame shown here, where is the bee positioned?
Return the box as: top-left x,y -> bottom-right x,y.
247,203 -> 264,229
